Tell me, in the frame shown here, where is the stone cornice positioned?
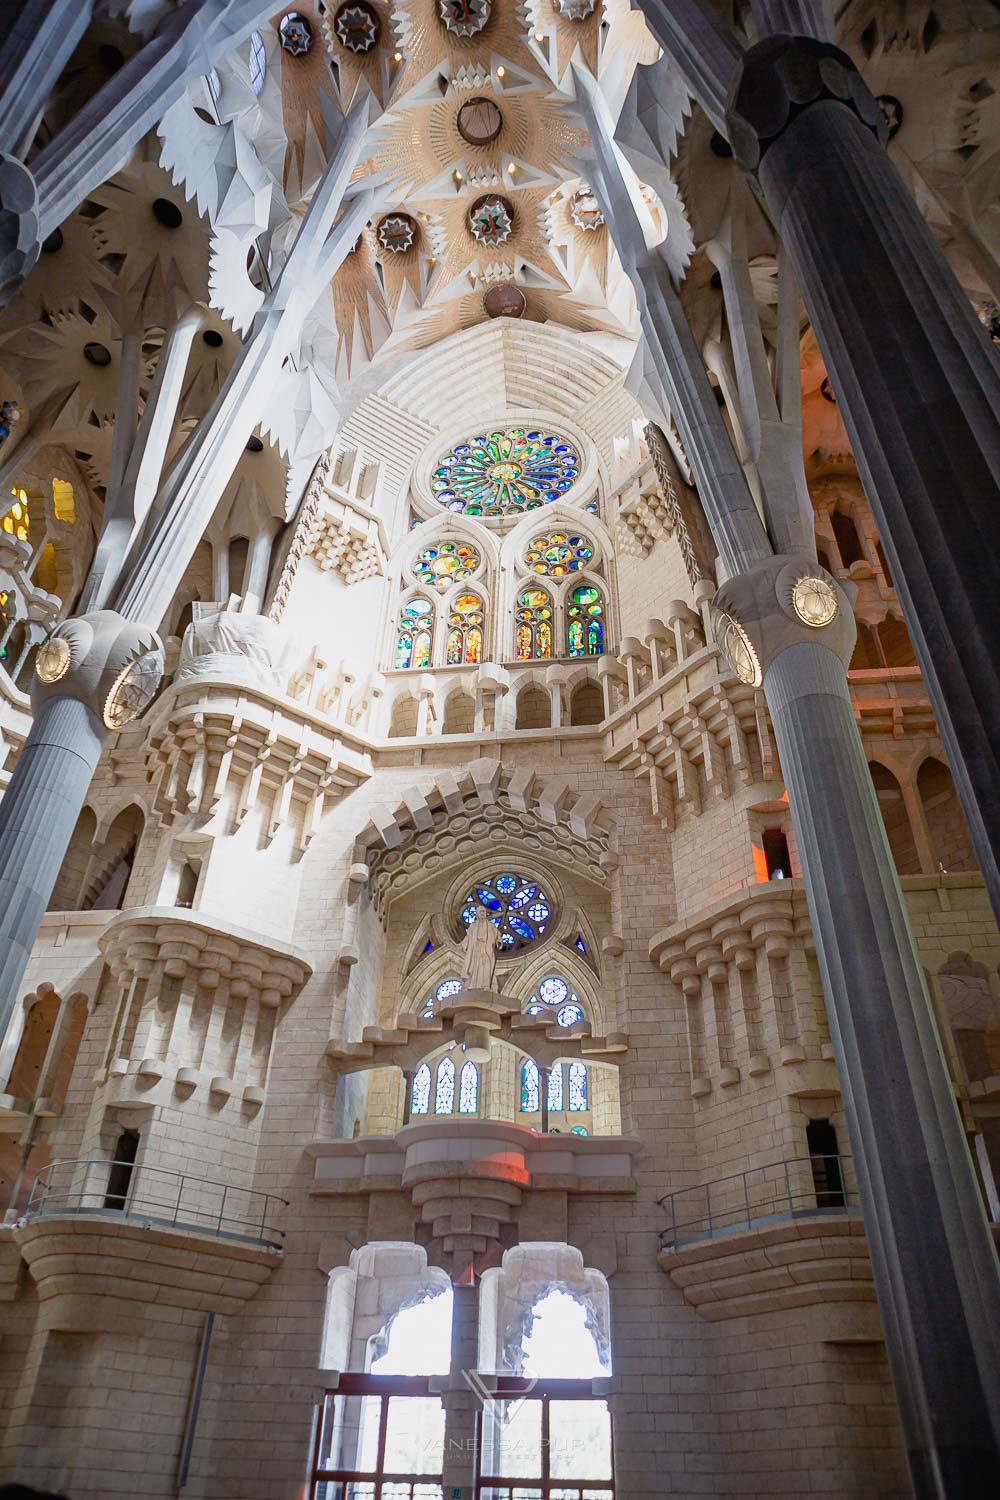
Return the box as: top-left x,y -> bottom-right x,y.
99,906 -> 313,1002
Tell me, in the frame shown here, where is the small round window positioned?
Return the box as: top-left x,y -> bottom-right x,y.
460,872 -> 552,950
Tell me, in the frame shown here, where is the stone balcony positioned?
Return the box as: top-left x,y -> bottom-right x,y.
308,1120 -> 640,1256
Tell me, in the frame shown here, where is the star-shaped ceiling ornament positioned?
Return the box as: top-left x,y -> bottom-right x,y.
377,214 -> 417,254
438,0 -> 491,41
279,11 -> 314,55
469,196 -> 513,247
334,2 -> 380,54
556,0 -> 597,16
570,188 -> 605,231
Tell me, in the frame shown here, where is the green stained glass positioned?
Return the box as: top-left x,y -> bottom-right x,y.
433,427 -> 580,518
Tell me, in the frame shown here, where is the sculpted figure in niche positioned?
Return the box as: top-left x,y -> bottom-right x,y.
460,904 -> 500,991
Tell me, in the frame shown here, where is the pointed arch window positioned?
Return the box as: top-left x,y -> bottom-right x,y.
446,592 -> 484,665
521,1059 -> 539,1112
567,582 -> 604,657
568,1061 -> 588,1111
515,586 -> 553,660
435,1055 -> 456,1114
524,975 -> 586,1028
396,596 -> 434,669
459,1060 -> 479,1114
547,1066 -> 563,1112
411,1062 -> 431,1115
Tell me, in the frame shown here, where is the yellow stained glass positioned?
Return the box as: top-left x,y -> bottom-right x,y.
2,489 -> 29,541
52,478 -> 75,523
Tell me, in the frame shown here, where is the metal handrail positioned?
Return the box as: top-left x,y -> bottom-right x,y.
659,1153 -> 858,1248
23,1157 -> 289,1249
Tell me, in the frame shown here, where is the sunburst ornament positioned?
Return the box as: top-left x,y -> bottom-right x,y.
791,575 -> 839,628
713,608 -> 761,686
439,0 -> 491,39
334,2 -> 380,53
469,196 -> 512,247
35,635 -> 71,684
570,188 -> 604,231
556,0 -> 597,17
377,214 -> 416,254
103,647 -> 165,730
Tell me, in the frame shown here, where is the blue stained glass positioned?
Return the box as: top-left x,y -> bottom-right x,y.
433,426 -> 581,518
423,940 -> 434,953
435,1056 -> 455,1114
459,872 -> 552,950
459,1061 -> 478,1114
539,976 -> 568,1005
574,936 -> 587,953
557,1004 -> 584,1027
547,1066 -> 563,1112
412,1063 -> 431,1115
572,1125 -> 588,1136
568,1061 -> 588,1111
521,1060 -> 539,1112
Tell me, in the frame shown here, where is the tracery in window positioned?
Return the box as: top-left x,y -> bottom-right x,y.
460,872 -> 552,950
521,1058 -> 539,1112
434,1055 -> 455,1114
413,540 -> 481,591
567,582 -> 604,656
432,428 -> 580,517
525,974 -> 585,1027
568,1060 -> 588,1111
547,1065 -> 563,1112
3,490 -> 29,541
446,592 -> 484,665
396,595 -> 433,668
421,977 -> 463,1018
411,1062 -> 431,1115
515,586 -> 553,660
248,30 -> 267,93
459,1060 -> 479,1113
524,531 -> 594,577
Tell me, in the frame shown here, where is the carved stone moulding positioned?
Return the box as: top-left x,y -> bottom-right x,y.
279,11 -> 314,54
377,214 -> 417,254
569,188 -> 604,231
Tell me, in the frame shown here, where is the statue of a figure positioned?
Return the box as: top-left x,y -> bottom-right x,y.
460,904 -> 499,991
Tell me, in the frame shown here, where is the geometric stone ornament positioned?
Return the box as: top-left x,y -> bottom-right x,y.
569,187 -> 605,231
334,1 -> 380,53
439,0 -> 491,40
469,195 -> 513,246
377,214 -> 417,254
557,0 -> 597,19
790,575 -> 839,629
712,607 -> 761,687
279,11 -> 315,54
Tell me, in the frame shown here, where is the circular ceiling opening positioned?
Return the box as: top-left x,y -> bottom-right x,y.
457,96 -> 503,146
152,198 -> 183,229
83,342 -> 111,367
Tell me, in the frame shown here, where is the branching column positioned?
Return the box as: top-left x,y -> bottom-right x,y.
574,62 -> 1000,1494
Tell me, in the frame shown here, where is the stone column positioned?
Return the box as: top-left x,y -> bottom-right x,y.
0,0 -> 93,157
713,556 -> 1000,1495
0,612 -> 163,1042
722,36 -> 1000,922
440,1279 -> 479,1496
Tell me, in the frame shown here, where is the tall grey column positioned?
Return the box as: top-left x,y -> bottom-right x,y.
0,612 -> 163,1039
0,697 -> 105,1011
573,63 -> 1000,1492
0,0 -> 94,157
719,35 -> 1000,922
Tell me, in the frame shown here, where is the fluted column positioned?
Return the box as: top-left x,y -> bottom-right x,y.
765,639 -> 1000,1493
0,0 -> 93,157
724,36 -> 1000,923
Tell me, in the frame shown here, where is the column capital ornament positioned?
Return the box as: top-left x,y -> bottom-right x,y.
725,35 -> 887,173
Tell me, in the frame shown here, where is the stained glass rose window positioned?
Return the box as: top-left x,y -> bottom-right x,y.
432,427 -> 580,518
460,871 -> 552,949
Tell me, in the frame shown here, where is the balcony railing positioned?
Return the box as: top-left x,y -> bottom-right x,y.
23,1158 -> 288,1249
659,1153 -> 859,1249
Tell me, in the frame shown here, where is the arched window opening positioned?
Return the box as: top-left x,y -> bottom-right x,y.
520,1059 -> 539,1113
806,1119 -> 846,1207
442,688 -> 475,734
831,509 -> 865,569
445,592 -> 484,665
48,806 -> 97,911
434,1055 -> 455,1114
6,992 -> 60,1101
569,680 -> 603,726
849,621 -> 881,671
515,586 -> 553,660
82,805 -> 145,911
421,978 -> 463,1018
176,862 -> 199,908
388,693 -> 419,737
248,29 -> 267,93
547,1066 -> 563,1112
876,615 -> 916,668
524,975 -> 585,1027
515,683 -> 550,730
52,476 -> 75,523
411,1063 -> 431,1115
104,1128 -> 139,1210
395,596 -> 433,669
567,582 -> 604,656
228,535 -> 249,596
459,1060 -> 479,1113
918,758 -> 976,872
869,762 -> 920,876
762,827 -> 793,880
568,1061 -> 588,1111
